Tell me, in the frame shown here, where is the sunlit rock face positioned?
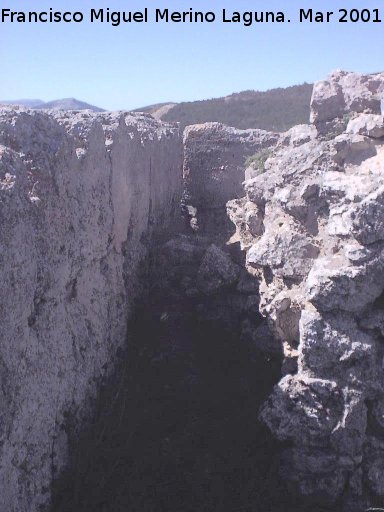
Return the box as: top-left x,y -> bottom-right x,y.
229,71 -> 384,510
310,69 -> 384,135
0,107 -> 182,512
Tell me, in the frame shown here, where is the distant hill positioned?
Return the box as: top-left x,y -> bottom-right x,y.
1,98 -> 104,112
2,83 -> 313,130
134,102 -> 171,114
138,83 -> 313,132
134,102 -> 177,120
35,98 -> 104,112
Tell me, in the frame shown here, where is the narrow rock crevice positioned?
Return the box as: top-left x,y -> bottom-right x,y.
49,233 -> 325,512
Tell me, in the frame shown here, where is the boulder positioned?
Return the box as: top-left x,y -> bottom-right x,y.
347,113 -> 384,139
197,244 -> 241,294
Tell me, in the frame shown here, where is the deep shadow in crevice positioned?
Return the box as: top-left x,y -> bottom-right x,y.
50,248 -> 332,512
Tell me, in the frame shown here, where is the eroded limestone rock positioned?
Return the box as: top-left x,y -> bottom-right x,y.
229,71 -> 384,508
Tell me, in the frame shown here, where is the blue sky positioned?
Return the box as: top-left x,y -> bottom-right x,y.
1,0 -> 383,110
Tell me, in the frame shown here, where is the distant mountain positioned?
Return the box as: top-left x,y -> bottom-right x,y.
0,99 -> 44,108
137,83 -> 313,132
36,98 -> 104,112
1,98 -> 104,112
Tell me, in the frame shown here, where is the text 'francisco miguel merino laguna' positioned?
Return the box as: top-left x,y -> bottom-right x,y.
1,8 -> 287,25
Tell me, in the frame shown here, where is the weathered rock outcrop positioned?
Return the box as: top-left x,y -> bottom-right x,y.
0,107 -> 182,511
229,71 -> 384,510
183,123 -> 279,235
310,69 -> 384,135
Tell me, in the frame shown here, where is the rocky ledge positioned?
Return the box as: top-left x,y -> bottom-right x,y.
229,70 -> 384,510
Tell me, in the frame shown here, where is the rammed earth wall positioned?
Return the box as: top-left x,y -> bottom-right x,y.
0,107 -> 182,512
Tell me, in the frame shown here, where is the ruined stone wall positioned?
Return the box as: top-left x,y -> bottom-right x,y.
229,71 -> 384,510
183,122 -> 279,235
0,107 -> 182,511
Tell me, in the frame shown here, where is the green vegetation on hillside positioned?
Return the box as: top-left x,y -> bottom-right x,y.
245,148 -> 273,173
161,83 -> 313,132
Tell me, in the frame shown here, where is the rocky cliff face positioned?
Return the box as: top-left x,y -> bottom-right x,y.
0,107 -> 182,511
229,71 -> 384,509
